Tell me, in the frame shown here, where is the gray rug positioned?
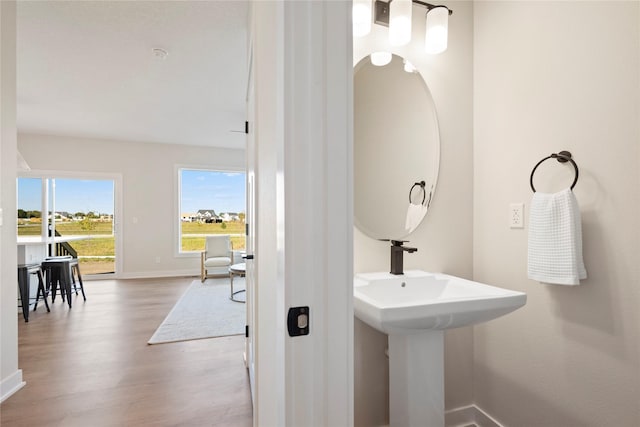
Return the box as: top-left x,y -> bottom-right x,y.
148,278 -> 245,345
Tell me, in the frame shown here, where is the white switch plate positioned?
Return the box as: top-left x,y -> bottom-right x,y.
0,208 -> 3,226
510,203 -> 524,228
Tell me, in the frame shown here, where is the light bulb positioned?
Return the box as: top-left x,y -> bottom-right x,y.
370,51 -> 392,66
353,0 -> 372,37
389,0 -> 412,46
425,6 -> 449,54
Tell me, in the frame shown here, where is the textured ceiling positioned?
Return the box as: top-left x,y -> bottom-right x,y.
17,1 -> 248,149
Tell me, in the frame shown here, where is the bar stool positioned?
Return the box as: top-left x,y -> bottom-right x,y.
17,263 -> 50,322
42,257 -> 86,308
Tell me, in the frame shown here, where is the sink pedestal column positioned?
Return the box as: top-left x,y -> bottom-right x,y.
388,330 -> 444,427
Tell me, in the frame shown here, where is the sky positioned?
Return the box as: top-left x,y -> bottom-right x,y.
17,170 -> 246,216
180,169 -> 246,214
18,178 -> 115,215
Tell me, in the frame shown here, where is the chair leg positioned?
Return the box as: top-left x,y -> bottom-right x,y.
201,252 -> 206,282
230,272 -> 234,299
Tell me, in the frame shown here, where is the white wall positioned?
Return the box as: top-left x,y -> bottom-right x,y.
353,2 -> 474,425
0,0 -> 24,402
474,1 -> 640,426
18,133 -> 244,278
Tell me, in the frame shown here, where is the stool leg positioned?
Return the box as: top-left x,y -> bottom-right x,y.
73,264 -> 86,301
18,268 -> 30,322
35,270 -> 50,312
71,264 -> 79,296
51,269 -> 65,303
61,265 -> 73,308
34,274 -> 40,310
45,268 -> 59,303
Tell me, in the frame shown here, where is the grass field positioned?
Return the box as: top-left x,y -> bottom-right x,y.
17,220 -> 245,274
17,220 -> 113,236
181,221 -> 245,251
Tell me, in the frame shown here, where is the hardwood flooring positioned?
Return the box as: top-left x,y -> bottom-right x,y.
1,277 -> 253,427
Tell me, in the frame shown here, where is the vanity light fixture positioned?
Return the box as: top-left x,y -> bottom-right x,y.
389,0 -> 412,46
355,0 -> 453,55
353,0 -> 373,37
424,5 -> 449,54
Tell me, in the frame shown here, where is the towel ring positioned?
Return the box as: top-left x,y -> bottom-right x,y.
530,151 -> 579,192
409,181 -> 426,205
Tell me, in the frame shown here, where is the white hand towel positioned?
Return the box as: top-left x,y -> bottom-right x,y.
527,188 -> 587,285
405,202 -> 428,232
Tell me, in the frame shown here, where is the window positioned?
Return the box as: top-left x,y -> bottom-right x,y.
178,168 -> 246,253
17,176 -> 117,275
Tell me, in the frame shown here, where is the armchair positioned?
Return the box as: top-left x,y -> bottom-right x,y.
201,235 -> 233,282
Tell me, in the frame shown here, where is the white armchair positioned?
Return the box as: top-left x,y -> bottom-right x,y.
200,235 -> 233,282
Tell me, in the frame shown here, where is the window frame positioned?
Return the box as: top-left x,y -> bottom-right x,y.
17,169 -> 123,278
174,165 -> 246,258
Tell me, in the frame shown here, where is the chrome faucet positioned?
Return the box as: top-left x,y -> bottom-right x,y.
390,240 -> 417,275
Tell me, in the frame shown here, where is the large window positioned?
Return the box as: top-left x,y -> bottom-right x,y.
17,176 -> 117,275
179,168 -> 246,253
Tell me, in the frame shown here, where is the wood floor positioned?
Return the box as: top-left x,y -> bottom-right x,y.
1,277 -> 253,427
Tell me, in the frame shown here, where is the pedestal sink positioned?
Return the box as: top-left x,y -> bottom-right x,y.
354,270 -> 526,427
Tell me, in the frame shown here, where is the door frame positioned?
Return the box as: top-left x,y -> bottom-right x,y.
250,1 -> 353,425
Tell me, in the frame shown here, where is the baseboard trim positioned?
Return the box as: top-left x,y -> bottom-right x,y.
446,404 -> 477,426
1,370 -> 25,403
446,404 -> 503,427
474,405 -> 504,427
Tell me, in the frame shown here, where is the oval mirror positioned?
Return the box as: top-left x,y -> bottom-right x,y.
354,54 -> 440,240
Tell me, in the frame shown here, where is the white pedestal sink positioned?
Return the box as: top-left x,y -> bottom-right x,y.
354,270 -> 527,427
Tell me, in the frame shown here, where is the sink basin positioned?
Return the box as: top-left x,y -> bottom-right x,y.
354,270 -> 527,334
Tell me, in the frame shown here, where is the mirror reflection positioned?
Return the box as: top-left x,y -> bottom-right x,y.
354,54 -> 440,240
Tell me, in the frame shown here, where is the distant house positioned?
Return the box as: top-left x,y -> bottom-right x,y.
195,209 -> 221,223
219,212 -> 240,222
55,211 -> 72,221
181,213 -> 197,222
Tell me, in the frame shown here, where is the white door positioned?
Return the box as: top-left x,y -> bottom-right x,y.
244,38 -> 256,400
250,1 -> 353,426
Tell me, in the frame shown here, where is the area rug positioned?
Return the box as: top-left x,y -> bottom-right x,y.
148,278 -> 245,345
